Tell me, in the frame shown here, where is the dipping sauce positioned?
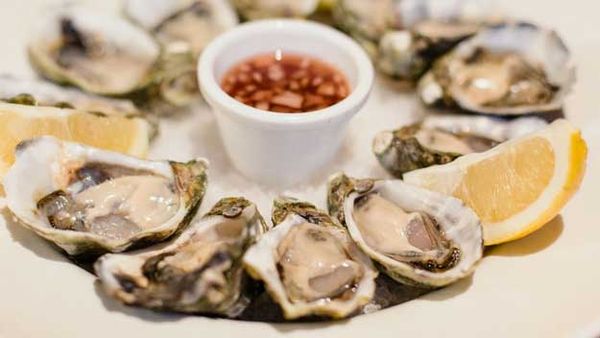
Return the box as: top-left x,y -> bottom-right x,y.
221,51 -> 350,113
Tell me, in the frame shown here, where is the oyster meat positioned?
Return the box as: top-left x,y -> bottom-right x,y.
418,22 -> 575,115
373,114 -> 547,177
28,6 -> 160,96
243,197 -> 378,319
95,197 -> 266,316
232,0 -> 320,20
3,137 -> 208,257
328,173 -> 483,287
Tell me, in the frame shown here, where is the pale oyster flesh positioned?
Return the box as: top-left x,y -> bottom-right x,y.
373,114 -> 547,177
243,197 -> 377,319
352,193 -> 459,271
36,164 -> 178,241
418,22 -> 574,115
328,173 -> 483,287
449,49 -> 556,107
95,197 -> 266,316
3,136 -> 208,257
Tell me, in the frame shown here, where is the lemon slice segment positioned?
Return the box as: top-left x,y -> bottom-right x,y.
404,119 -> 587,245
0,102 -> 151,177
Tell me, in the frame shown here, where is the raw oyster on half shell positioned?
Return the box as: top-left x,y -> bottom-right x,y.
418,22 -> 575,115
3,137 -> 208,257
243,197 -> 378,319
373,114 -> 547,177
28,6 -> 161,96
328,173 -> 483,287
95,197 -> 266,316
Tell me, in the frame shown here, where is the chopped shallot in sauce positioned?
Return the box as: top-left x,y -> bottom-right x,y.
221,50 -> 350,113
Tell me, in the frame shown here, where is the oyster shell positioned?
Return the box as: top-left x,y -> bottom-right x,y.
124,0 -> 238,57
95,197 -> 266,316
0,75 -> 140,116
243,197 -> 378,319
28,6 -> 161,96
418,22 -> 575,115
373,114 -> 547,177
328,173 -> 483,287
232,0 -> 320,20
3,137 -> 208,257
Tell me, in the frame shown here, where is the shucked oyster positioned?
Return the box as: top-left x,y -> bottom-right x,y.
232,0 -> 320,20
3,137 -> 208,257
95,197 -> 266,316
243,197 -> 377,319
328,173 -> 483,287
418,22 -> 575,115
0,75 -> 140,116
373,114 -> 547,177
28,6 -> 160,96
124,0 -> 238,57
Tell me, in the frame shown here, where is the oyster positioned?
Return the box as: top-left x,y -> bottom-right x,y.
28,6 -> 160,96
243,197 -> 378,319
95,197 -> 266,316
418,22 -> 575,115
3,137 -> 208,257
124,0 -> 238,57
328,173 -> 483,287
232,0 -> 320,20
0,75 -> 140,116
373,114 -> 547,177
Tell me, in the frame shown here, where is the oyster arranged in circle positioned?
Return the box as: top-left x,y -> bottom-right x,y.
373,114 -> 547,177
232,0 -> 320,20
327,173 -> 483,287
95,197 -> 266,316
3,137 -> 208,257
28,6 -> 161,96
418,22 -> 575,115
243,197 -> 378,319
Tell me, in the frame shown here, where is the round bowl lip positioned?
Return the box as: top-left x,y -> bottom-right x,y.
198,19 -> 374,128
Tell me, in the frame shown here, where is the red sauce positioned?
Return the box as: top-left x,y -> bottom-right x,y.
220,51 -> 350,113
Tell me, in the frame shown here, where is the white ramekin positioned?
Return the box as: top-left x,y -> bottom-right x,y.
198,19 -> 374,186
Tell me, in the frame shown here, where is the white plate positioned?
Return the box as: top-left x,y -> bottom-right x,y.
0,0 -> 598,337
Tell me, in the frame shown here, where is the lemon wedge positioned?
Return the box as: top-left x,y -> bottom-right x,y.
0,101 -> 151,177
404,119 -> 587,245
